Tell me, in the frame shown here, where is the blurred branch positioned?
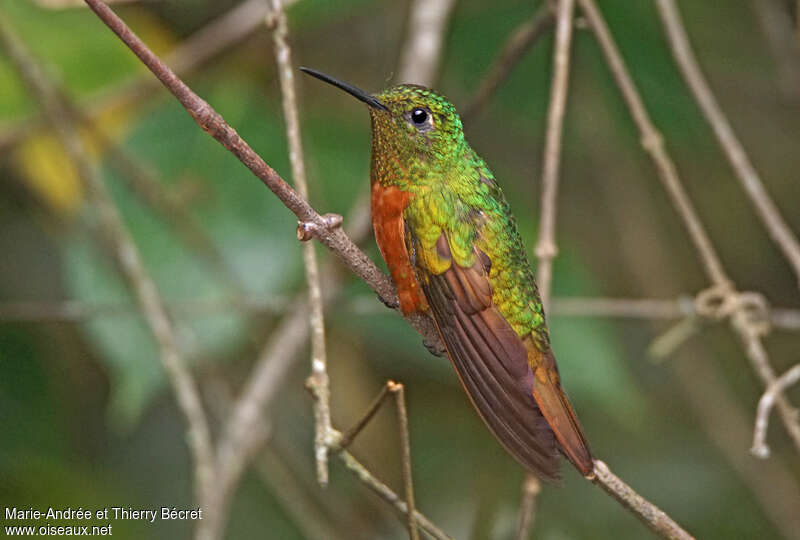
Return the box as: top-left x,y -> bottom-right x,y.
80,0 -> 442,350
591,461 -> 694,540
396,0 -> 459,85
519,0 -> 576,537
752,362 -> 800,458
265,0 -> 333,487
0,0 -> 269,154
5,295 -> 800,329
0,15 -> 216,503
655,0 -> 800,289
753,0 -> 800,102
337,449 -> 453,540
462,3 -> 554,121
514,475 -> 541,540
535,0 -> 575,314
578,0 -> 800,456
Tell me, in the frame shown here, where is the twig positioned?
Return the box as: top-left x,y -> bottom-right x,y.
592,461 -> 694,540
396,0 -> 458,85
577,0 -> 800,455
388,382 -> 420,540
577,0 -> 728,287
514,475 -> 541,540
519,2 -> 576,537
752,362 -> 800,458
6,295 -> 800,329
462,3 -> 555,120
80,0 -> 443,351
339,383 -> 393,449
265,0 -> 333,487
210,201 -> 373,539
655,0 -> 800,289
535,0 -> 576,314
0,16 -> 216,504
337,449 -> 453,540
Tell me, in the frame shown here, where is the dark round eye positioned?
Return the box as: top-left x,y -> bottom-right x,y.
411,108 -> 428,125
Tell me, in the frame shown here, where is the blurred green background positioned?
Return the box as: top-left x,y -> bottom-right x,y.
1,0 -> 799,538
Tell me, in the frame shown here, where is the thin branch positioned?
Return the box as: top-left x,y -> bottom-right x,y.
519,2 -> 576,537
81,0 -> 442,350
337,449 -> 453,540
535,0 -> 576,314
0,16 -> 216,503
655,0 -> 800,288
592,461 -> 694,540
209,201 -> 373,540
577,0 -> 728,288
752,361 -> 800,458
339,383 -> 393,449
265,0 -> 333,487
396,0 -> 459,86
5,295 -> 800,329
388,382 -> 420,540
462,3 -> 555,120
577,0 -> 800,456
514,475 -> 541,540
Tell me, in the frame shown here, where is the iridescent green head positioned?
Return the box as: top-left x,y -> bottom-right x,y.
300,67 -> 467,185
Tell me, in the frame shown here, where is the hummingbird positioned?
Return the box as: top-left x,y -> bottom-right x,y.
300,67 -> 593,480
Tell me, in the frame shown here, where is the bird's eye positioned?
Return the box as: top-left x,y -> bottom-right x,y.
411,108 -> 428,125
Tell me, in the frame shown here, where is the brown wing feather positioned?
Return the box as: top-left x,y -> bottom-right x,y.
420,233 -> 564,480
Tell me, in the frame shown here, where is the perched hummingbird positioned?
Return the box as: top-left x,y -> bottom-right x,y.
300,67 -> 593,480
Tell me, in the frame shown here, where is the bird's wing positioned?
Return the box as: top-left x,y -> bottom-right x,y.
412,230 -> 593,480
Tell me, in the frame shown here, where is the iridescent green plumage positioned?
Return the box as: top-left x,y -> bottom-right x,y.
371,84 -> 549,348
301,68 -> 592,480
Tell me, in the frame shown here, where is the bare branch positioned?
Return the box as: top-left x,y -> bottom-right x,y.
514,475 -> 541,540
592,461 -> 695,540
0,16 -> 215,503
518,1 -> 577,537
752,362 -> 800,457
655,0 -> 800,288
80,0 -> 442,350
577,0 -> 800,456
337,449 -> 453,540
535,0 -> 576,314
6,295 -> 800,330
265,0 -> 333,486
462,3 -> 554,120
387,382 -> 420,540
396,0 -> 459,86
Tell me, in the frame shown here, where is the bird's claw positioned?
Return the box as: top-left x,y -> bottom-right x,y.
297,213 -> 343,242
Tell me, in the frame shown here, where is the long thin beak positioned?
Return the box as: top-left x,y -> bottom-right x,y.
299,67 -> 388,112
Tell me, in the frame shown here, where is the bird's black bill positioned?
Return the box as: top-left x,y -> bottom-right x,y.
299,67 -> 388,112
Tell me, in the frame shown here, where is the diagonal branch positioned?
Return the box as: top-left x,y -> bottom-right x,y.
462,3 -> 555,121
577,0 -> 800,456
81,0 -> 442,351
655,0 -> 800,289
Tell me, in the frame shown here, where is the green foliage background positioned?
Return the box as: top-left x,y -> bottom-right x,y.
1,0 -> 799,538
